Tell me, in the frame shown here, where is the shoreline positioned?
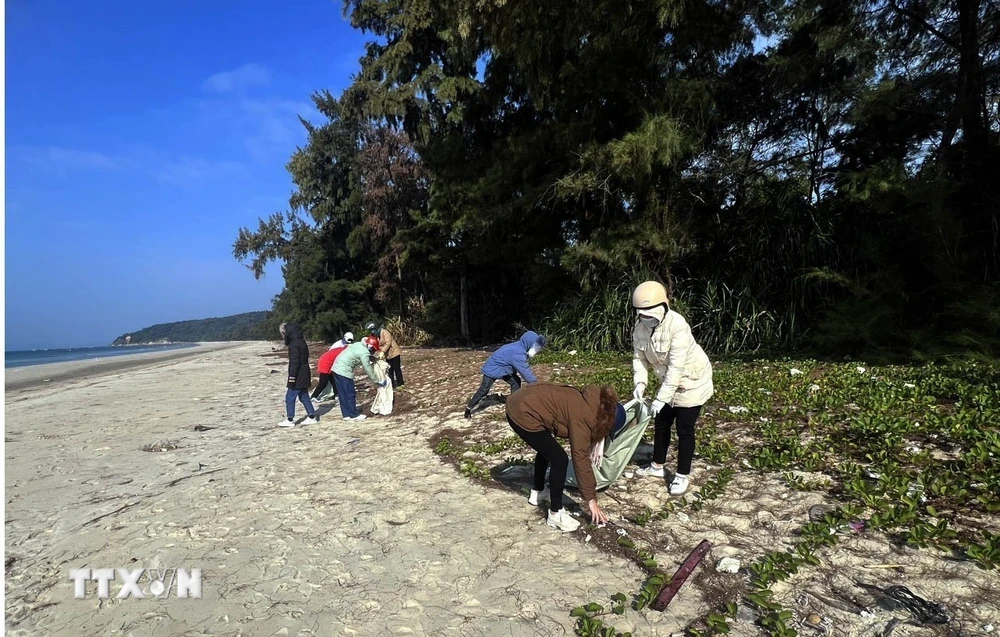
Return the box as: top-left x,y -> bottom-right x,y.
3,342 -> 250,394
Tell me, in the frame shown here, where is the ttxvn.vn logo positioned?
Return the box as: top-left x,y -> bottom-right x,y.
69,568 -> 202,599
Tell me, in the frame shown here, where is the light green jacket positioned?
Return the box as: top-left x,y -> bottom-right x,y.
333,342 -> 378,381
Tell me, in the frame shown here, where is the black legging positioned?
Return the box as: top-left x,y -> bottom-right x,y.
509,418 -> 567,513
311,373 -> 337,400
387,356 -> 404,388
652,405 -> 702,474
467,373 -> 521,410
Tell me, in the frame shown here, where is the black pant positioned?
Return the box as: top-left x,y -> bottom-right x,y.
387,356 -> 404,388
311,373 -> 337,400
467,373 -> 521,410
652,404 -> 702,474
509,418 -> 566,513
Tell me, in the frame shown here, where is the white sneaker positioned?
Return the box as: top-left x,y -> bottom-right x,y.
547,508 -> 581,532
670,474 -> 690,495
528,488 -> 550,506
351,414 -> 367,421
301,417 -> 319,425
637,464 -> 666,478
277,419 -> 295,428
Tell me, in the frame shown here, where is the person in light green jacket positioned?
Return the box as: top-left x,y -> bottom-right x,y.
332,341 -> 387,421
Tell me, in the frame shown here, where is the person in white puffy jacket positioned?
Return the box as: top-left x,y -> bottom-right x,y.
630,280 -> 714,495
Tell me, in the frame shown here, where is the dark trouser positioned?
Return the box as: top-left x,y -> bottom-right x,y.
652,404 -> 702,474
509,418 -> 567,513
285,388 -> 316,420
387,355 -> 404,388
467,373 -> 521,410
311,373 -> 338,400
334,373 -> 360,418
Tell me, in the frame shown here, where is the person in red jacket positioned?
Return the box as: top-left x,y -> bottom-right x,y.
362,334 -> 381,353
311,332 -> 355,401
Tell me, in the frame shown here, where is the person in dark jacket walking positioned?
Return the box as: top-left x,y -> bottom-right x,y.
505,383 -> 625,532
465,331 -> 546,418
279,322 -> 318,427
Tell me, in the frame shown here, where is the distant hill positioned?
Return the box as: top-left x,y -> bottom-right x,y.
111,311 -> 273,345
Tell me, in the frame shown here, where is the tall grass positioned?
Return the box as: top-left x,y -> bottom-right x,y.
674,279 -> 797,355
542,278 -> 804,355
383,296 -> 432,347
541,281 -> 636,352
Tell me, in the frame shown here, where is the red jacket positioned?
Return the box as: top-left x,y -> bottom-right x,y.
318,344 -> 349,374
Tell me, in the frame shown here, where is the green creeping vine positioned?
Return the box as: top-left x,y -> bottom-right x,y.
571,595 -> 633,637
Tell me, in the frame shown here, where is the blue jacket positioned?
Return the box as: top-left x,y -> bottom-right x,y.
481,331 -> 544,383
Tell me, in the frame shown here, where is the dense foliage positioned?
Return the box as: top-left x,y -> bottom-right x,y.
235,0 -> 999,359
111,311 -> 272,345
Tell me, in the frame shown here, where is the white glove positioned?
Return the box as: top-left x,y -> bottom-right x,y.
590,443 -> 605,468
651,399 -> 666,415
633,383 -> 646,401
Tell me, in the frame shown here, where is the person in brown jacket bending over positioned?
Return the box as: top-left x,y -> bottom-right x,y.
367,322 -> 404,389
505,383 -> 627,532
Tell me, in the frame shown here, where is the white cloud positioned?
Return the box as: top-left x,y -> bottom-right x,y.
16,146 -> 123,170
237,97 -> 316,161
154,156 -> 249,186
201,63 -> 271,95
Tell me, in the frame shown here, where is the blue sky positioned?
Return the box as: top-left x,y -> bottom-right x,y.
5,0 -> 368,350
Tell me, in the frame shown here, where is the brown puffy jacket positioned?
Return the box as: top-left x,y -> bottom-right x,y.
505,383 -> 619,502
379,328 -> 402,359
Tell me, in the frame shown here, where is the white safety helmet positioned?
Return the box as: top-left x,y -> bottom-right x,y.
632,281 -> 668,311
344,331 -> 355,343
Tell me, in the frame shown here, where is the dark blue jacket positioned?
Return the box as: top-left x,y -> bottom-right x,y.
283,322 -> 311,390
481,331 -> 544,383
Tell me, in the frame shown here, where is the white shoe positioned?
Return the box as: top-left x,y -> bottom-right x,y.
670,474 -> 690,495
351,414 -> 367,421
301,417 -> 319,425
528,488 -> 550,506
637,464 -> 666,478
277,419 -> 295,428
547,508 -> 581,532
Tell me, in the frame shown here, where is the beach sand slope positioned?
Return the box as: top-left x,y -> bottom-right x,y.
5,343 -> 659,636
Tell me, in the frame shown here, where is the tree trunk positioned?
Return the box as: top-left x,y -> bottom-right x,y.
955,0 -> 998,280
397,254 -> 404,316
460,268 -> 470,343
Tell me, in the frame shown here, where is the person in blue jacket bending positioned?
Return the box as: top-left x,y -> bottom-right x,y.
465,331 -> 547,418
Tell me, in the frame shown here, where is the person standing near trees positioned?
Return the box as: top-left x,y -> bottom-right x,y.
630,281 -> 714,495
367,322 -> 404,389
278,322 -> 319,427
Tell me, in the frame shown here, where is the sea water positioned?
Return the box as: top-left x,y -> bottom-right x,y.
4,344 -> 196,368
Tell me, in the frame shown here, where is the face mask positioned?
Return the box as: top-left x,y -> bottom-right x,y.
639,315 -> 660,327
527,346 -> 539,358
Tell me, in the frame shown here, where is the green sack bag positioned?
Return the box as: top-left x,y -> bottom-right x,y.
566,399 -> 653,491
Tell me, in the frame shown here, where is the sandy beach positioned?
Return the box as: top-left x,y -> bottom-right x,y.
4,342 -> 661,636
7,343 -> 998,636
